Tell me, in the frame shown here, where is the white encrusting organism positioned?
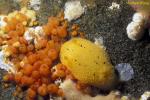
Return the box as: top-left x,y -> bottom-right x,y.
94,37 -> 104,46
0,15 -> 7,35
64,1 -> 85,21
126,21 -> 145,41
132,12 -> 149,23
23,26 -> 44,43
140,91 -> 150,100
94,37 -> 106,50
29,0 -> 41,10
108,2 -> 120,10
0,51 -> 15,73
126,12 -> 149,40
115,63 -> 134,81
60,79 -> 121,100
0,16 -> 7,28
54,78 -> 62,85
24,28 -> 34,42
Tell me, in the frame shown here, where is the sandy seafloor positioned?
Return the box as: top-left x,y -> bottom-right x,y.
0,0 -> 150,99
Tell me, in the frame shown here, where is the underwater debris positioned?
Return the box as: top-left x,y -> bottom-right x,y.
64,1 -> 85,21
115,63 -> 134,81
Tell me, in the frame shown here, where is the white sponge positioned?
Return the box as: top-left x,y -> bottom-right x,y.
64,1 -> 85,21
126,12 -> 149,40
126,21 -> 144,40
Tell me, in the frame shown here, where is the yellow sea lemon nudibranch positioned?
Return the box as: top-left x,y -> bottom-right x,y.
60,38 -> 117,89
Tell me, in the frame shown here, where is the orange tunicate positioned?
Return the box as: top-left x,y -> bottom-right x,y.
50,74 -> 57,81
26,52 -> 33,57
48,17 -> 59,28
14,72 -> 23,83
51,35 -> 61,42
7,38 -> 18,45
21,76 -> 34,86
3,74 -> 14,82
20,76 -> 28,86
23,64 -> 33,76
3,17 -> 8,23
57,26 -> 67,38
31,71 -> 40,79
41,77 -> 51,85
27,54 -> 38,64
48,49 -> 58,61
71,31 -> 78,37
33,61 -> 42,70
46,40 -> 55,49
38,84 -> 48,96
37,50 -> 47,60
7,23 -> 17,31
65,74 -> 75,80
16,13 -> 28,22
11,57 -> 19,64
51,28 -> 57,35
30,81 -> 41,91
15,63 -> 21,71
47,84 -> 59,94
35,38 -> 47,49
16,23 -> 25,36
62,20 -> 68,28
42,57 -> 52,66
19,44 -> 27,53
57,88 -> 64,97
42,25 -> 51,35
57,11 -> 64,21
56,63 -> 66,71
76,81 -> 88,91
53,70 -> 66,78
19,37 -> 28,45
0,37 -> 3,45
2,11 -> 83,99
9,46 -> 18,54
18,54 -> 25,61
79,32 -> 85,38
27,88 -> 36,99
10,18 -> 19,25
54,41 -> 62,52
71,24 -> 79,30
39,64 -> 50,76
8,31 -> 19,38
27,44 -> 34,52
4,25 -> 10,33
